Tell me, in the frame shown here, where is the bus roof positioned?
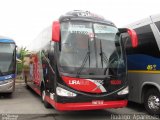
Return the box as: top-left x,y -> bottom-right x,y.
59,10 -> 115,26
125,14 -> 160,29
125,17 -> 151,29
0,36 -> 15,43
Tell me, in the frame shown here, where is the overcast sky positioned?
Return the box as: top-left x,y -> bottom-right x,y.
0,0 -> 159,48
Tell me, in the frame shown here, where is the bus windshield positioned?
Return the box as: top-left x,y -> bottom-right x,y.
59,21 -> 126,77
0,43 -> 15,76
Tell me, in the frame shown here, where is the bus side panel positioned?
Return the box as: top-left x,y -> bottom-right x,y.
126,21 -> 160,103
128,73 -> 141,103
128,72 -> 160,103
27,52 -> 44,95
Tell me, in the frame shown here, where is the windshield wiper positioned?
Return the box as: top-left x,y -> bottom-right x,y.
99,39 -> 109,68
98,39 -> 117,75
88,39 -> 91,68
76,39 -> 91,77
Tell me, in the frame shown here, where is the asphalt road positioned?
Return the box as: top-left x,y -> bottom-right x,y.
0,84 -> 159,120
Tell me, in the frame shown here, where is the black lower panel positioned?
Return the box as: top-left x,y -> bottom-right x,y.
56,93 -> 128,103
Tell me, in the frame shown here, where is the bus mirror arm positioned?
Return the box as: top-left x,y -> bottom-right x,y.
118,28 -> 138,48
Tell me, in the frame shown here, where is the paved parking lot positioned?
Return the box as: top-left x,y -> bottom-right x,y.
0,84 -> 159,120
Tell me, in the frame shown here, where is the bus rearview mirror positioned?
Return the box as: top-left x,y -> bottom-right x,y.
52,21 -> 60,42
127,29 -> 138,48
118,28 -> 138,48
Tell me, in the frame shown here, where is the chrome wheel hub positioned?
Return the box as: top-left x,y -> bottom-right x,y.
148,95 -> 160,111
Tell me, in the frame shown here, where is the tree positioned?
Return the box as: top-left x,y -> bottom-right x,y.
17,46 -> 29,75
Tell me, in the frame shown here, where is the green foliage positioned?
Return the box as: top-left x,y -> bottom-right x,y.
16,46 -> 29,74
17,63 -> 23,74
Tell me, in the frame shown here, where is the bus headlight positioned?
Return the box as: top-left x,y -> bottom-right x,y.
56,87 -> 77,97
5,79 -> 14,83
117,86 -> 129,95
0,79 -> 13,85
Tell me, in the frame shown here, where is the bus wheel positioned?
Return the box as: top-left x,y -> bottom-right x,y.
41,89 -> 51,108
5,92 -> 12,98
26,85 -> 30,89
144,89 -> 160,115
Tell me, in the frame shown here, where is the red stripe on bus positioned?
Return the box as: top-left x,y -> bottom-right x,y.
45,95 -> 128,111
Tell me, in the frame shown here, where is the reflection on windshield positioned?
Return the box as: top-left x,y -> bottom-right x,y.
0,43 -> 15,75
59,21 -> 126,77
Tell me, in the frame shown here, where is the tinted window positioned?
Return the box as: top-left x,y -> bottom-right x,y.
0,43 -> 15,75
126,25 -> 160,57
155,21 -> 160,32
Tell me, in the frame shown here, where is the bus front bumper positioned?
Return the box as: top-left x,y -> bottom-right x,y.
51,99 -> 128,111
0,80 -> 14,93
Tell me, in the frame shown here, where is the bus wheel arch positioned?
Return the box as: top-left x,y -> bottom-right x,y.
40,82 -> 51,108
142,84 -> 158,103
142,84 -> 160,115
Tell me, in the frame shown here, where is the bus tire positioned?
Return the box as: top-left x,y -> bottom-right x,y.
26,85 -> 30,89
5,92 -> 12,98
41,88 -> 51,108
144,89 -> 160,115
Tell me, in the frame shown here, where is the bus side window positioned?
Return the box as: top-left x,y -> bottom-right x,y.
42,48 -> 49,62
49,42 -> 55,60
155,21 -> 160,32
121,33 -> 131,48
129,25 -> 160,57
50,42 -> 55,52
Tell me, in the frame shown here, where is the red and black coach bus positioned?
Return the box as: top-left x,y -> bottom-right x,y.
26,10 -> 138,111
